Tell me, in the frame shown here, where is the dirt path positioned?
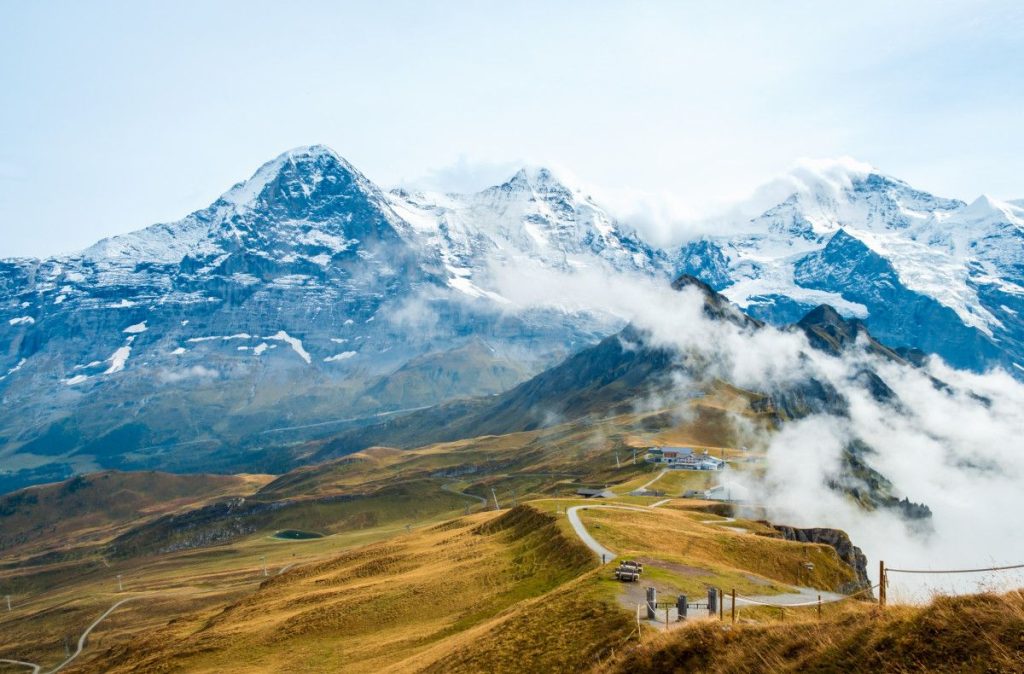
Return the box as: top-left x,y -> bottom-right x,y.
1,597 -> 136,674
440,482 -> 488,507
565,505 -> 651,563
634,469 -> 667,492
49,597 -> 135,673
730,586 -> 846,607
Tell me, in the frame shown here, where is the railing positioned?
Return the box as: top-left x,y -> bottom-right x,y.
879,560 -> 1024,606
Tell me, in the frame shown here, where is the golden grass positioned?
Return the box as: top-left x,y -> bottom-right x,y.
576,506 -> 856,596
65,506 -> 613,673
598,590 -> 1024,673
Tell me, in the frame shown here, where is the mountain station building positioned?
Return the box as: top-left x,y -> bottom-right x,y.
645,446 -> 725,471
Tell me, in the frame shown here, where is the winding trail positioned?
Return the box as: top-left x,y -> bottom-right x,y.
633,469 -> 667,493
565,505 -> 652,563
2,597 -> 135,674
49,597 -> 135,673
440,482 -> 488,507
729,586 -> 846,607
566,506 -> 843,608
258,405 -> 433,436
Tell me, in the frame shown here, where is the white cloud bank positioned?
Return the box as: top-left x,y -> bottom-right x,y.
487,260 -> 1024,601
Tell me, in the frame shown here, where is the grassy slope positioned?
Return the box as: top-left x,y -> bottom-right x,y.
0,471 -> 271,559
575,506 -> 856,597
5,384 -> 1015,673
71,506 -> 614,673
599,591 -> 1024,673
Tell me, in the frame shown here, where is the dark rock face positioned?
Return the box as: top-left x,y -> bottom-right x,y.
770,524 -> 871,594
794,230 -> 1004,370
671,274 -> 763,329
677,240 -> 733,290
0,148 -> 644,492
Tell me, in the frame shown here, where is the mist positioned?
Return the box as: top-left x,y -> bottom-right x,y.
486,259 -> 1024,602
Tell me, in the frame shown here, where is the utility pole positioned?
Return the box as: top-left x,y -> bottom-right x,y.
632,448 -> 637,465
511,488 -> 517,507
5,595 -> 10,612
261,556 -> 268,577
491,488 -> 500,510
616,454 -> 620,469
117,574 -> 123,592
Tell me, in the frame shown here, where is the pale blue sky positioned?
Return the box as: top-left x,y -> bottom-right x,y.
1,1 -> 1022,257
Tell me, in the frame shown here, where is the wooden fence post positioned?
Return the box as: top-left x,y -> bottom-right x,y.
879,560 -> 886,608
719,588 -> 724,621
817,594 -> 822,620
731,589 -> 736,624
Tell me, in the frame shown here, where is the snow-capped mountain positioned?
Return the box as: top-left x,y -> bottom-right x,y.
386,165 -> 669,303
0,147 -> 651,492
1,147 -> 1021,492
677,160 -> 1024,372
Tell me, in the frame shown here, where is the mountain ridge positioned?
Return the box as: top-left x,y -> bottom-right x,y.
2,145 -> 1022,492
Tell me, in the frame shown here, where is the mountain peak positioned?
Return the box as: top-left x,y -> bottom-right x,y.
215,144 -> 372,212
671,273 -> 762,328
960,194 -> 1023,224
497,165 -> 577,194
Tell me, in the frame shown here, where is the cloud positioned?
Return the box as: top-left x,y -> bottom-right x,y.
484,256 -> 1024,600
402,155 -> 525,194
545,156 -> 881,249
157,365 -> 219,383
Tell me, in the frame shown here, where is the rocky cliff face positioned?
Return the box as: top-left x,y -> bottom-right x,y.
2,148 -> 1022,492
674,162 -> 1024,375
0,148 -> 649,491
769,524 -> 871,594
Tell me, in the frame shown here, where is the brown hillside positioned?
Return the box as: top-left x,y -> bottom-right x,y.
0,470 -> 270,558
599,591 -> 1024,674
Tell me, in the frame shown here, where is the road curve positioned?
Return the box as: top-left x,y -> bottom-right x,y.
0,659 -> 41,674
565,505 -> 652,564
441,482 -> 488,507
47,597 -> 135,673
636,469 -> 668,492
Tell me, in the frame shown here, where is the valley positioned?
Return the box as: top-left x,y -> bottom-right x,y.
5,5 -> 1023,671
2,392 -> 1018,673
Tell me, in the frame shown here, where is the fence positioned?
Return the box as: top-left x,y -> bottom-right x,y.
628,558 -> 1024,635
879,560 -> 1024,607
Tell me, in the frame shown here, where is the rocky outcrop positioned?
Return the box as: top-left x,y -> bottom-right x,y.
770,524 -> 871,595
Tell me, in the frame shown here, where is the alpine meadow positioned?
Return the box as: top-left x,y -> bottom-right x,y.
2,2 -> 1024,673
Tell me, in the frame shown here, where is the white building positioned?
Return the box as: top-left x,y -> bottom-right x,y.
646,446 -> 724,471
